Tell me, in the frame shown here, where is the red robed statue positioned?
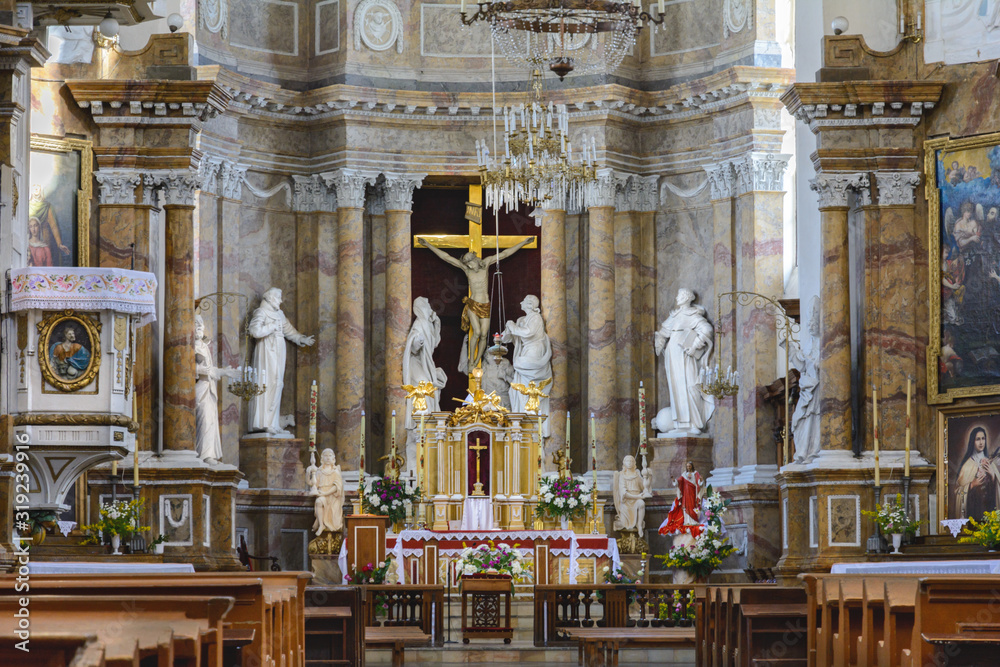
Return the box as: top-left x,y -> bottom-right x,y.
659,462 -> 705,538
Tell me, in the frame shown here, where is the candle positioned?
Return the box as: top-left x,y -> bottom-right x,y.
904,376 -> 912,477
638,381 -> 647,452
418,414 -> 426,495
658,0 -> 665,14
133,387 -> 139,486
461,0 -> 466,13
391,410 -> 397,474
112,460 -> 117,476
360,409 -> 366,489
873,385 -> 880,487
590,412 -> 597,477
309,380 -> 317,450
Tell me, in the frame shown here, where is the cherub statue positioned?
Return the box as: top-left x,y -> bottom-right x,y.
511,378 -> 552,415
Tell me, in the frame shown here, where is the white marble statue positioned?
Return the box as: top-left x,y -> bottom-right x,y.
654,288 -> 715,436
613,455 -> 653,533
502,295 -> 553,436
481,340 -> 514,410
403,297 -> 448,469
49,26 -> 95,65
247,287 -> 315,436
307,448 -> 344,535
790,296 -> 821,464
195,314 -> 238,464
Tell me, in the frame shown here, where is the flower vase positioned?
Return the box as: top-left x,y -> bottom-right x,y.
672,569 -> 696,585
152,542 -> 164,555
560,515 -> 568,531
891,533 -> 903,555
111,534 -> 122,556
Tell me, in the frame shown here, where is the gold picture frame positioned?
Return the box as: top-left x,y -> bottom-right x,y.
29,135 -> 93,268
925,132 -> 1000,404
36,310 -> 102,392
937,402 -> 1000,528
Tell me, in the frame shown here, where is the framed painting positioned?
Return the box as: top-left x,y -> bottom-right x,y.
937,402 -> 1000,527
36,310 -> 102,392
925,132 -> 1000,403
28,135 -> 93,268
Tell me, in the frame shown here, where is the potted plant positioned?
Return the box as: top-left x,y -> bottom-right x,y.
536,475 -> 590,530
361,476 -> 421,531
80,499 -> 148,555
863,493 -> 920,554
959,510 -> 1000,551
148,534 -> 168,555
656,488 -> 737,583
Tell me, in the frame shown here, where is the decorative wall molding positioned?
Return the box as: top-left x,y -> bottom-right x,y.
723,0 -> 751,38
875,171 -> 921,207
94,170 -> 140,205
354,0 -> 404,54
243,176 -> 293,208
199,0 -> 228,38
382,173 -> 425,211
809,172 -> 871,209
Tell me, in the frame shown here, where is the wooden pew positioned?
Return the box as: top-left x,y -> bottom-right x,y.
911,576 -> 1000,666
735,587 -> 807,667
363,625 -> 431,667
695,586 -> 712,667
564,627 -> 696,667
304,586 -> 363,667
880,578 -> 917,667
0,633 -> 104,667
832,579 -> 864,667
857,577 -> 886,667
0,571 -> 310,667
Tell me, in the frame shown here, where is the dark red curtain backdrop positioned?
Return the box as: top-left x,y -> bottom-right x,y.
467,430 -> 491,495
410,187 -> 541,408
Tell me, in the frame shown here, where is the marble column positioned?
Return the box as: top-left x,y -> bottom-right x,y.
157,172 -> 200,451
586,171 -> 618,469
540,191 -> 568,465
383,174 -> 424,470
325,170 -> 376,459
810,173 -> 870,453
704,162 -> 738,475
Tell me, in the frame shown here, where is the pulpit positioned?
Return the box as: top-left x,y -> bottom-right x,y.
345,514 -> 390,578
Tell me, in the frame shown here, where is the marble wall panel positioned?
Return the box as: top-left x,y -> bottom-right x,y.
316,0 -> 341,55
650,0 -> 723,59
420,3 -> 492,57
229,0 -> 301,56
566,212 -> 584,472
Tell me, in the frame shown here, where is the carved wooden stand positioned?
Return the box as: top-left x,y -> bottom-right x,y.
460,574 -> 513,644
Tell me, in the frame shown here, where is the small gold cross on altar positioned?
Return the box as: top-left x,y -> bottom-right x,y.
470,437 -> 488,496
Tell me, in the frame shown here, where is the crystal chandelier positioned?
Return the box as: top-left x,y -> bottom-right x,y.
476,70 -> 597,212
460,0 -> 666,78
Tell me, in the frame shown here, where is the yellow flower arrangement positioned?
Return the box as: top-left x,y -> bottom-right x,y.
959,510 -> 1000,550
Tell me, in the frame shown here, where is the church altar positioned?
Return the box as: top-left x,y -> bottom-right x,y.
388,529 -> 620,587
830,560 -> 1000,574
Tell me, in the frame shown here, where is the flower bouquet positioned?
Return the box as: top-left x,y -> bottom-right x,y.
347,555 -> 394,616
959,510 -> 1000,550
656,487 -> 737,581
536,475 -> 589,521
80,499 -> 149,554
455,541 -> 527,581
361,476 -> 421,525
863,493 -> 920,536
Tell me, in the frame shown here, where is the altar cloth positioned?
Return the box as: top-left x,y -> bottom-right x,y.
10,267 -> 158,325
388,528 -> 620,584
830,559 -> 1000,574
459,496 -> 494,531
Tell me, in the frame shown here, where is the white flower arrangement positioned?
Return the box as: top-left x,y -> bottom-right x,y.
454,540 -> 530,582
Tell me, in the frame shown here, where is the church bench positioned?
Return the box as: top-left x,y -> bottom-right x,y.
363,625 -> 432,667
911,576 -> 1000,666
0,632 -> 104,667
734,587 -> 807,667
563,626 -> 696,667
0,574 -> 285,667
831,579 -> 864,667
715,584 -> 778,667
304,585 -> 363,667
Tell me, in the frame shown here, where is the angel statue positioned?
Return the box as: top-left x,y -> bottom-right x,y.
511,378 -> 551,415
402,380 -> 438,415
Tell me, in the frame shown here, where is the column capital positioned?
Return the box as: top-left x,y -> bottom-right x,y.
587,168 -> 617,209
733,152 -> 790,195
704,162 -> 735,200
197,157 -> 223,196
875,170 -> 921,207
809,172 -> 870,209
382,173 -> 425,212
292,174 -> 337,213
220,161 -> 248,200
322,169 -> 378,209
94,169 -> 140,205
140,170 -> 199,207
367,187 -> 386,216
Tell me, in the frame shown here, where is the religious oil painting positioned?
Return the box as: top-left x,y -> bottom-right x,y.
926,132 -> 1000,403
28,135 -> 93,268
939,403 -> 1000,525
37,310 -> 101,393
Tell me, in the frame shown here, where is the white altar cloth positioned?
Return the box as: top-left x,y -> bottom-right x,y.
459,496 -> 494,531
10,267 -> 158,325
27,562 -> 195,574
830,559 -> 1000,575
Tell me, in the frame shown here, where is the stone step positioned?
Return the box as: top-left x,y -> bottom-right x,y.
365,641 -> 695,665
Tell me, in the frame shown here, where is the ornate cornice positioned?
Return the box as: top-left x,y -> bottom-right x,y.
65,81 -> 231,124
875,171 -> 921,207
809,172 -> 871,209
781,81 -> 945,130
322,169 -> 377,210
382,173 -> 425,212
95,170 -> 140,205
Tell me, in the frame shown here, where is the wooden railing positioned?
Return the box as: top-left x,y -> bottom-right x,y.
362,584 -> 445,647
533,584 -> 699,647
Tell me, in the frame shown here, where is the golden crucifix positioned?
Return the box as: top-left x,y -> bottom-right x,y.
413,185 -> 537,381
511,378 -> 552,414
470,437 -> 488,496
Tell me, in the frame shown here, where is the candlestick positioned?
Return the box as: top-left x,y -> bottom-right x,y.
132,388 -> 139,487
360,409 -> 366,490
590,412 -> 597,478
564,411 -> 571,479
904,375 -> 912,477
309,380 -> 318,450
873,385 -> 880,487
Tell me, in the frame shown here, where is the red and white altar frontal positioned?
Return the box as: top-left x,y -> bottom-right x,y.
387,529 -> 621,587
